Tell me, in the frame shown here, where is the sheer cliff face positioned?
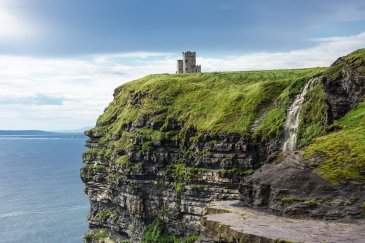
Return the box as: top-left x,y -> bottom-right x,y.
81,49 -> 365,241
81,127 -> 253,241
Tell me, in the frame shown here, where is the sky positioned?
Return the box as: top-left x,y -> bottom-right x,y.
0,0 -> 365,130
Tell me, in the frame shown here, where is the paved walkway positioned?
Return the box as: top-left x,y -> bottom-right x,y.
203,200 -> 365,243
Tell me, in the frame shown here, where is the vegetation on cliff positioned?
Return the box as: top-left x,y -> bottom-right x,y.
82,49 -> 365,241
325,48 -> 365,79
296,81 -> 328,147
305,102 -> 365,184
142,220 -> 198,243
95,68 -> 325,141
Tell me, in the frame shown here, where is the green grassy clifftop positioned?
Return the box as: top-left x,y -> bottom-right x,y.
95,68 -> 325,141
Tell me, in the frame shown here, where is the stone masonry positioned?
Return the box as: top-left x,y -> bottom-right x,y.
177,51 -> 201,73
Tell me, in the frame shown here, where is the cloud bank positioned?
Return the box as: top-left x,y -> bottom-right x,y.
0,32 -> 364,130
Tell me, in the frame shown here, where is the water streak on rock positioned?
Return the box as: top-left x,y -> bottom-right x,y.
283,78 -> 318,152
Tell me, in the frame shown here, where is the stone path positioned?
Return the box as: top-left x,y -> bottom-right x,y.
203,200 -> 365,243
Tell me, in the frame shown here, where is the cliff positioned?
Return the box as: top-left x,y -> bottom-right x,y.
81,49 -> 365,242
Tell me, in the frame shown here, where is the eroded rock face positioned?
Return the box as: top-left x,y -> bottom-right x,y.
81,125 -> 258,241
322,56 -> 365,122
239,153 -> 365,219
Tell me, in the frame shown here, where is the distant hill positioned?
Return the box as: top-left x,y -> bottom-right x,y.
0,130 -> 84,135
52,127 -> 92,134
0,130 -> 58,135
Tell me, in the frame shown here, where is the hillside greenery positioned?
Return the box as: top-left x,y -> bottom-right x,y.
95,68 -> 325,142
141,219 -> 198,243
297,81 -> 328,148
305,102 -> 365,184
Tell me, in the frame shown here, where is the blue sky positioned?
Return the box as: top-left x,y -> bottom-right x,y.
0,0 -> 365,130
2,0 -> 365,56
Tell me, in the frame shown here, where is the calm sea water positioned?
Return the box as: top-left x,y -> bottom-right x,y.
0,134 -> 89,243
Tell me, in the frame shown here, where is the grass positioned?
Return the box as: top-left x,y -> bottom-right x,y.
116,155 -> 128,165
253,107 -> 286,142
175,182 -> 185,194
253,70 -> 325,142
141,219 -> 199,243
95,68 -> 325,140
82,163 -> 106,173
142,141 -> 155,152
98,209 -> 117,220
165,163 -> 209,193
305,102 -> 365,184
280,197 -> 305,204
166,163 -> 207,183
297,81 -> 328,147
84,229 -> 109,242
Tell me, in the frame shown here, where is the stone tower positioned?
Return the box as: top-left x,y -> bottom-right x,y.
177,51 -> 201,73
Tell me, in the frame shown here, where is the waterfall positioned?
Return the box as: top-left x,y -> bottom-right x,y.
282,78 -> 317,152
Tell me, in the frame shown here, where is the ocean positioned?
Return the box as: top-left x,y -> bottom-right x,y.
0,134 -> 89,243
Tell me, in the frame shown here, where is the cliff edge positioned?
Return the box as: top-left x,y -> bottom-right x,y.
81,49 -> 365,242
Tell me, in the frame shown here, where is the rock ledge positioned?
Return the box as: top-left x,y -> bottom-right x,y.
202,200 -> 365,243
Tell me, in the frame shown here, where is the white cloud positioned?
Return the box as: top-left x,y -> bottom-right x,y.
0,53 -> 176,130
0,32 -> 364,130
0,0 -> 36,40
200,32 -> 365,72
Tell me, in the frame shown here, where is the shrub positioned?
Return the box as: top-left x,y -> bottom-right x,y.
98,209 -> 117,220
83,229 -> 108,243
142,141 -> 155,152
116,155 -> 128,165
175,182 -> 185,194
142,219 -> 199,243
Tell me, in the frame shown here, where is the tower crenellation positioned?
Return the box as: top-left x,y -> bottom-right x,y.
177,51 -> 201,73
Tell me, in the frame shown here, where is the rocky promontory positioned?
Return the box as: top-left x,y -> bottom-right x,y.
81,49 -> 365,242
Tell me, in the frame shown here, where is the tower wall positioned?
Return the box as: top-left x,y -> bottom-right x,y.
177,51 -> 201,73
177,60 -> 183,73
183,51 -> 197,73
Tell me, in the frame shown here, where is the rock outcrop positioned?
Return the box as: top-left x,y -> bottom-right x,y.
239,50 -> 365,220
239,152 -> 365,219
202,200 -> 365,243
81,128 -> 255,241
322,50 -> 365,122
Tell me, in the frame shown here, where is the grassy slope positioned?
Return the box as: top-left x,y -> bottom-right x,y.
302,49 -> 365,184
297,81 -> 328,148
96,68 -> 325,142
305,102 -> 365,184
